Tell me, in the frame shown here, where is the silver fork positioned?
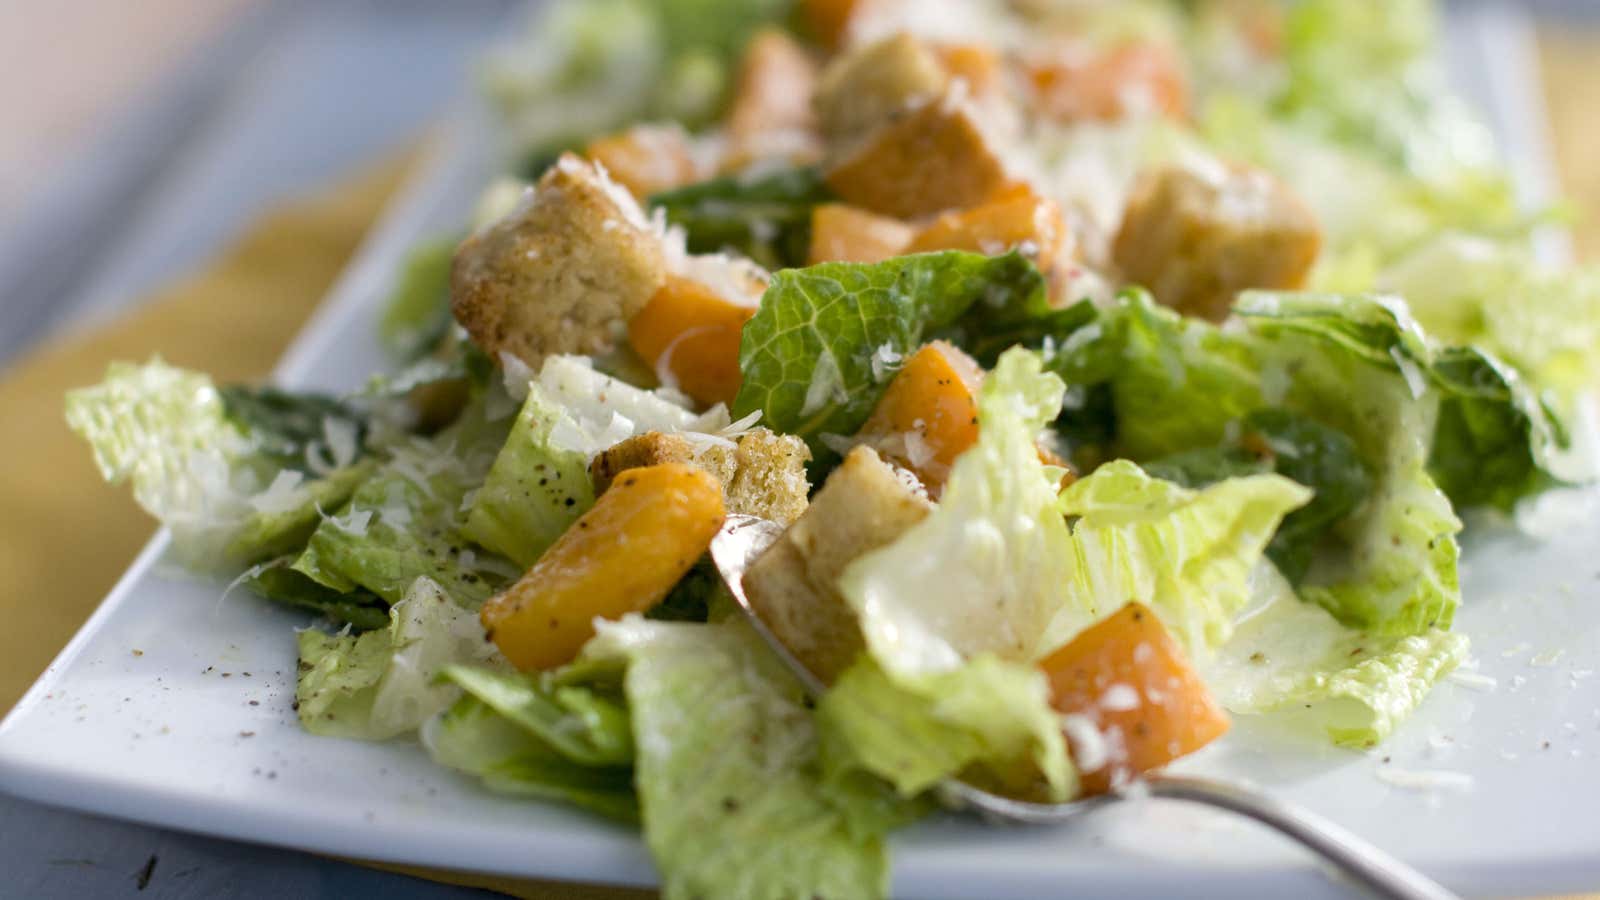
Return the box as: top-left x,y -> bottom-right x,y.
709,514 -> 1459,900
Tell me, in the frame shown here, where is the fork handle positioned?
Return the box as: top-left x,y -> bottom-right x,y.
1147,775 -> 1460,900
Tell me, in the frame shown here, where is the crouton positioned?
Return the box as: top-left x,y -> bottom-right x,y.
583,123 -> 704,199
815,33 -> 949,146
823,92 -> 1012,218
590,428 -> 812,526
742,446 -> 931,684
1112,164 -> 1321,322
807,203 -> 914,264
451,153 -> 666,369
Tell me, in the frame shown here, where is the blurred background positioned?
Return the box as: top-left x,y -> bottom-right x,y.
0,0 -> 1597,371
1,1 -> 1598,898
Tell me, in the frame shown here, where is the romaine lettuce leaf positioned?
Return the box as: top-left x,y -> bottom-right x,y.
424,684 -> 639,822
817,656 -> 1074,802
841,349 -> 1078,673
379,237 -> 458,362
1206,564 -> 1468,749
293,401 -> 512,605
650,166 -> 832,270
65,360 -> 370,572
1147,408 -> 1373,585
1057,460 -> 1311,657
578,616 -> 911,900
826,350 -> 1078,801
462,385 -> 595,568
296,577 -> 504,740
735,251 -> 1048,460
239,558 -> 389,631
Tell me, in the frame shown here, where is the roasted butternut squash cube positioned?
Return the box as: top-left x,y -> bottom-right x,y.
858,341 -> 983,494
1026,41 -> 1188,122
481,464 -> 726,671
905,186 -> 1075,277
627,274 -> 758,408
1039,602 -> 1230,795
583,124 -> 702,199
807,203 -> 915,264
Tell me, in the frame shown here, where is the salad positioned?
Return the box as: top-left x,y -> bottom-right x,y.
66,0 -> 1600,897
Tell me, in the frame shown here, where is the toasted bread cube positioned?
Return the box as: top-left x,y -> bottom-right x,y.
823,93 -> 1012,219
807,203 -> 915,264
451,154 -> 666,368
583,123 -> 703,199
1112,164 -> 1321,322
743,446 -> 931,684
815,33 -> 949,145
590,428 -> 812,526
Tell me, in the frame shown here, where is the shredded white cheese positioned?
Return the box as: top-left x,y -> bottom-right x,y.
1374,767 -> 1474,793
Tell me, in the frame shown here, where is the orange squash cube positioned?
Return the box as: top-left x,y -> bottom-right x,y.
858,341 -> 983,494
1026,41 -> 1188,122
583,124 -> 702,199
905,186 -> 1075,276
1039,602 -> 1230,795
628,275 -> 759,408
480,464 -> 726,671
807,203 -> 915,265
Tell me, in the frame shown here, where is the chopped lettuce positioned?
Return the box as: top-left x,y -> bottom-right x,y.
65,360 -> 369,572
462,385 -> 595,568
379,237 -> 458,361
1147,408 -> 1373,585
735,251 -> 1048,458
1380,236 -> 1600,397
423,660 -> 638,823
579,616 -> 910,900
649,166 -> 832,270
841,350 -> 1080,674
1207,564 -> 1468,749
296,577 -> 504,740
293,401 -> 512,605
818,656 -> 1074,802
828,350 -> 1077,800
483,0 -> 792,156
1057,460 -> 1311,657
240,558 -> 389,631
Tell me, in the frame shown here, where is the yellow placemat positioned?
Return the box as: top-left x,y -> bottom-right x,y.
3,28 -> 1597,897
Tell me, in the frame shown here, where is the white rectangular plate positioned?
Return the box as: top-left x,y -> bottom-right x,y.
4,11 -> 1598,899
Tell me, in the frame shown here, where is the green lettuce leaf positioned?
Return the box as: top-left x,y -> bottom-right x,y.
735,251 -> 1048,458
424,685 -> 639,822
649,166 -> 832,270
484,0 -> 792,156
293,401 -> 512,605
1146,408 -> 1373,585
462,385 -> 596,568
579,616 -> 911,900
379,237 -> 458,361
65,360 -> 370,572
239,558 -> 389,631
828,350 -> 1077,801
817,656 -> 1074,802
1056,460 -> 1311,657
296,577 -> 503,740
841,349 -> 1079,673
1206,564 -> 1468,748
